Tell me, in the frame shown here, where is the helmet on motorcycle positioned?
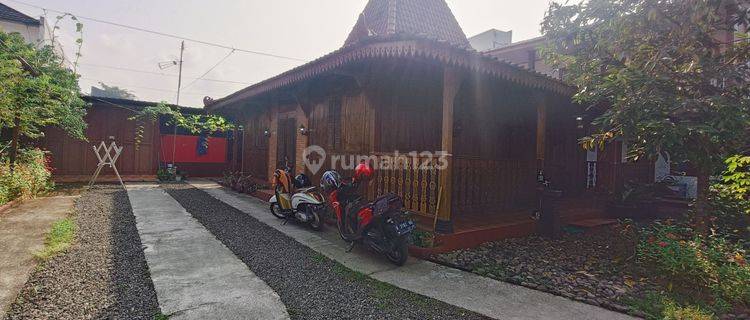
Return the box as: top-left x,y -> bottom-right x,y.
354,161 -> 374,182
294,173 -> 311,188
320,170 -> 342,191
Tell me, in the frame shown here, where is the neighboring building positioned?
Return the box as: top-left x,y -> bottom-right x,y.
0,2 -> 45,44
467,28 -> 512,51
41,97 -> 234,182
483,36 -> 559,79
208,0 -> 585,246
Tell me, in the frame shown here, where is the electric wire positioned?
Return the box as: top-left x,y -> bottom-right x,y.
181,49 -> 236,90
78,62 -> 251,85
7,0 -> 308,62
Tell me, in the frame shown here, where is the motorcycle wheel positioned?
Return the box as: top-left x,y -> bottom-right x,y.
337,217 -> 356,242
386,238 -> 409,266
270,203 -> 285,219
308,206 -> 323,231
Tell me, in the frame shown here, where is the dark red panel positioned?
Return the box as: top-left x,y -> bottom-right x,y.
160,135 -> 227,163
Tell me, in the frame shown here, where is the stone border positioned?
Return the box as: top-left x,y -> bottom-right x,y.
0,199 -> 22,216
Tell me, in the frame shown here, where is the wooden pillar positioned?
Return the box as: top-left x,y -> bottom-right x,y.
535,96 -> 547,173
267,107 -> 279,184
295,103 -> 310,175
437,66 -> 462,233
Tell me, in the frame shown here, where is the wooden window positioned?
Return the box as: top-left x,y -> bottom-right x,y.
328,97 -> 342,150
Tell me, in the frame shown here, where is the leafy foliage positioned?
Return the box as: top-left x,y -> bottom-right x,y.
542,0 -> 750,173
0,149 -> 53,206
49,13 -> 84,73
638,221 -> 749,313
722,155 -> 750,199
709,184 -> 750,241
411,230 -> 435,248
0,31 -> 87,141
93,82 -> 136,100
129,102 -> 234,148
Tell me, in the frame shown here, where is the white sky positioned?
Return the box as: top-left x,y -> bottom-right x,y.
6,0 -> 553,108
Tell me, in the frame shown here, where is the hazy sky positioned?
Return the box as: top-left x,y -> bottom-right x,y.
6,0 -> 553,107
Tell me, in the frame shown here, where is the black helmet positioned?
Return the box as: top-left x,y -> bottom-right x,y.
294,173 -> 311,188
320,170 -> 341,191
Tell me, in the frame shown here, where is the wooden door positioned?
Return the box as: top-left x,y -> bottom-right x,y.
276,118 -> 296,170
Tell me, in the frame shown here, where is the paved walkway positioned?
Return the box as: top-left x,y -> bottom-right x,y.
125,183 -> 288,320
0,196 -> 77,318
189,179 -> 637,320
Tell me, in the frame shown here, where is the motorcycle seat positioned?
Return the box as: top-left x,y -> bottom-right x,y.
296,186 -> 316,193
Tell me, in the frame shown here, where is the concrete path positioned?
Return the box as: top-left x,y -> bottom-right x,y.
0,196 -> 77,318
189,179 -> 637,320
125,183 -> 288,320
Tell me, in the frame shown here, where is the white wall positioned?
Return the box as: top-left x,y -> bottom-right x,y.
0,20 -> 43,44
469,30 -> 512,52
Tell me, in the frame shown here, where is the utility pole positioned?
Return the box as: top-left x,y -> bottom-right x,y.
172,41 -> 185,167
176,41 -> 185,106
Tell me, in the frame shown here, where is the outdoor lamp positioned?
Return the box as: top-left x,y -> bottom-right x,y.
575,115 -> 584,129
298,124 -> 309,136
263,128 -> 271,137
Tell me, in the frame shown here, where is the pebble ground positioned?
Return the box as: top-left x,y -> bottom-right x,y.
164,183 -> 489,320
5,187 -> 160,320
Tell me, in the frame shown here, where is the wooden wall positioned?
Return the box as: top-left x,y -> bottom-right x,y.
239,111 -> 270,179
42,104 -> 159,181
369,61 -> 443,153
544,94 -> 587,197
450,75 -> 540,215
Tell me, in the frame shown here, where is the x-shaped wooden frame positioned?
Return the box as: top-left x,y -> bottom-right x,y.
88,141 -> 125,188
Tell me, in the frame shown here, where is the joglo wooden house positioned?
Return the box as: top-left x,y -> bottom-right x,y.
208,0 -> 597,247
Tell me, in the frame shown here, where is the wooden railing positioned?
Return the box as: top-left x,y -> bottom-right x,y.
369,153 -> 442,217
323,153 -> 537,218
452,157 -> 536,215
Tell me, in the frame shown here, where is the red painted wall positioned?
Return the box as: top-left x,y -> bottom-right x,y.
160,135 -> 227,163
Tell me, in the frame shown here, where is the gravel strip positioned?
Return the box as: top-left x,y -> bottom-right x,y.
5,187 -> 160,320
433,224 -> 658,317
163,183 -> 488,320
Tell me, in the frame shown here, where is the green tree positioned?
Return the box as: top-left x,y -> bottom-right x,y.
0,31 -> 87,169
93,82 -> 136,100
129,102 -> 234,149
542,0 -> 750,222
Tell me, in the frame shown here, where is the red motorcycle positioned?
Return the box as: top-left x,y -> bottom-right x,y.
320,162 -> 415,266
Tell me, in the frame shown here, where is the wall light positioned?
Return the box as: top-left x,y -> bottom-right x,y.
298,124 -> 309,136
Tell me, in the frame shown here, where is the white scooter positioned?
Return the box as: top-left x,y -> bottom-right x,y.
269,169 -> 326,230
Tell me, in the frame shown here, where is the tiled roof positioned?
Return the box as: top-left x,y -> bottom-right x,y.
207,0 -> 572,111
0,2 -> 39,25
344,0 -> 470,49
207,35 -> 573,111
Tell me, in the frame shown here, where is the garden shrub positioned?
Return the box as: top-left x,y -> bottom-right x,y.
624,291 -> 717,320
661,299 -> 714,320
708,185 -> 750,242
0,148 -> 53,206
638,221 -> 749,312
411,230 -> 434,248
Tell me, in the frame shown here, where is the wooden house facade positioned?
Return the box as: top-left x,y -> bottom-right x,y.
208,0 -> 586,236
